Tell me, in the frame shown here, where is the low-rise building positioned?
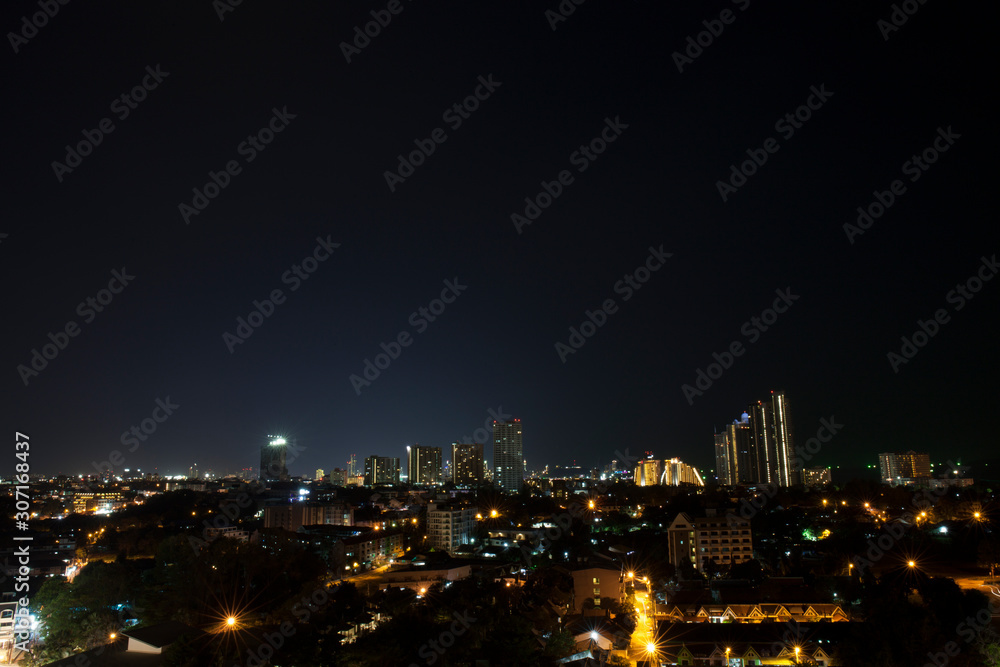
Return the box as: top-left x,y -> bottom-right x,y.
666,512 -> 753,574
427,502 -> 477,554
569,566 -> 623,614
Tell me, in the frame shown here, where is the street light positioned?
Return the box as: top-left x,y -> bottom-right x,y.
908,560 -> 916,568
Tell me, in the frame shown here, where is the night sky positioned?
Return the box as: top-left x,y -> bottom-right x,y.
2,0 -> 996,479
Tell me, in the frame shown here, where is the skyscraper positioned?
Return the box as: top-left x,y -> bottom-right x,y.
713,392 -> 798,487
364,455 -> 400,486
407,445 -> 442,486
260,435 -> 290,483
492,418 -> 523,493
714,432 -> 731,485
770,391 -> 796,486
452,442 -> 484,487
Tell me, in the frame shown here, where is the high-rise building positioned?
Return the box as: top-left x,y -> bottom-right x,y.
364,455 -> 400,486
492,419 -> 524,493
329,468 -> 348,486
634,458 -> 704,486
260,435 -> 290,483
879,451 -> 931,485
407,445 -> 443,486
315,468 -> 325,481
452,442 -> 485,487
714,432 -> 731,485
634,459 -> 663,486
714,392 -> 798,487
769,391 -> 796,486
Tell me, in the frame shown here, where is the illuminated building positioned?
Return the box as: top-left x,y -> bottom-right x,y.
451,442 -> 484,487
713,391 -> 798,487
363,455 -> 400,486
407,445 -> 442,486
667,512 -> 753,574
802,467 -> 832,488
634,458 -> 704,486
492,418 -> 523,492
427,502 -> 478,553
879,450 -> 931,485
260,435 -> 290,483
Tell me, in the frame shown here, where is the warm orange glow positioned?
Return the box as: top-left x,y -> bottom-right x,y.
646,642 -> 656,654
908,560 -> 916,567
109,633 -> 116,640
490,509 -> 498,518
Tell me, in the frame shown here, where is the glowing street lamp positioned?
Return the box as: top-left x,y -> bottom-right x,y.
226,616 -> 237,628
490,509 -> 499,518
907,560 -> 916,568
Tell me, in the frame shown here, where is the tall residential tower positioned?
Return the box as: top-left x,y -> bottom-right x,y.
492,419 -> 523,493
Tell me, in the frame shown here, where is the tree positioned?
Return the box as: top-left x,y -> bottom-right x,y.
544,629 -> 575,658
978,538 -> 1000,579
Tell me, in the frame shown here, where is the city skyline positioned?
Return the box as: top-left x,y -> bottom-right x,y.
2,2 -> 996,486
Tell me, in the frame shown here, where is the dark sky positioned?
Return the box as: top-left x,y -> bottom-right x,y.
2,0 -> 996,479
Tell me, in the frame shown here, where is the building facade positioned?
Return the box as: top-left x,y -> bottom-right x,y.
802,467 -> 833,488
364,455 -> 400,486
260,435 -> 290,482
427,502 -> 478,554
407,445 -> 442,486
492,419 -> 523,493
451,442 -> 484,487
878,450 -> 932,485
714,391 -> 798,487
634,458 -> 704,486
263,502 -> 356,531
667,512 -> 754,574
